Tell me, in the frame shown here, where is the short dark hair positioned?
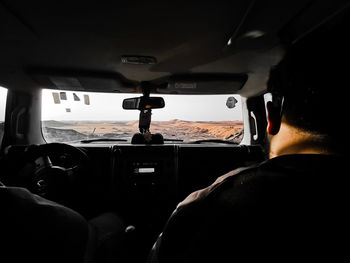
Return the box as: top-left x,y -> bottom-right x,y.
267,11 -> 348,140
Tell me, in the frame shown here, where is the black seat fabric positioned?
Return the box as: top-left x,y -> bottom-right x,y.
149,154 -> 349,262
0,186 -> 89,263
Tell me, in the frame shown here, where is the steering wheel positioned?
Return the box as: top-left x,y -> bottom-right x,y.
18,143 -> 89,204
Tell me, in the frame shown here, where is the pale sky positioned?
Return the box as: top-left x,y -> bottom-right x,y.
1,87 -> 243,122
0,88 -> 243,122
41,89 -> 243,122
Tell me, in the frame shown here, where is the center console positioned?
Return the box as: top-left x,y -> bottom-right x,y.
112,145 -> 178,229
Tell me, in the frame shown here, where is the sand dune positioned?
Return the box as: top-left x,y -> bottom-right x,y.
42,119 -> 243,142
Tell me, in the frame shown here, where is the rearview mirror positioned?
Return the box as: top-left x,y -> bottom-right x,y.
123,96 -> 165,110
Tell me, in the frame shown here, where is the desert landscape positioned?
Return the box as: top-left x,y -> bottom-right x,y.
42,120 -> 244,143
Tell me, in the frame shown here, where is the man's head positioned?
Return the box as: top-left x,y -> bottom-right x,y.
266,12 -> 348,156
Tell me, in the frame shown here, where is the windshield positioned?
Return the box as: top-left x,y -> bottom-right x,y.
41,89 -> 243,143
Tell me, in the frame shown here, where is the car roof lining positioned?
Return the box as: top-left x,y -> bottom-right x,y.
28,70 -> 248,95
0,0 -> 348,96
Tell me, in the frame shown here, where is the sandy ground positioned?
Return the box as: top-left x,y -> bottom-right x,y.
43,119 -> 244,142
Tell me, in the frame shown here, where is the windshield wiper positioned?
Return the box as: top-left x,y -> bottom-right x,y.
80,138 -> 128,143
163,138 -> 184,142
190,139 -> 238,145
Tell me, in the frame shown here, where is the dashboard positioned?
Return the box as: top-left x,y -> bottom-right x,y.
76,144 -> 265,227
1,142 -> 265,234
1,142 -> 265,257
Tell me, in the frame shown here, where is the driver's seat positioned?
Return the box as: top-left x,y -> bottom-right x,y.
0,183 -> 91,263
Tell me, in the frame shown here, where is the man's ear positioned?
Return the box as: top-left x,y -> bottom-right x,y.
266,101 -> 282,135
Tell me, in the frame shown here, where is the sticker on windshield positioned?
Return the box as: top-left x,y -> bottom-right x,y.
226,96 -> 238,109
52,92 -> 61,104
73,93 -> 80,101
84,94 -> 90,105
60,92 -> 67,100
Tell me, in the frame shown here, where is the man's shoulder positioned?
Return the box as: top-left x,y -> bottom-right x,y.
177,154 -> 344,210
176,162 -> 262,208
150,154 -> 347,262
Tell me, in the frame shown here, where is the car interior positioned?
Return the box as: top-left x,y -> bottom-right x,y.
1,0 -> 349,262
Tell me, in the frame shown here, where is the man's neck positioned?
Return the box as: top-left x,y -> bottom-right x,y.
269,122 -> 332,159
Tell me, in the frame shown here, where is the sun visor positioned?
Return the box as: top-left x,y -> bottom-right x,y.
156,74 -> 247,95
29,70 -> 138,93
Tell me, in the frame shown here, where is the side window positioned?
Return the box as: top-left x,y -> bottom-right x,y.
0,86 -> 8,142
263,92 -> 272,118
